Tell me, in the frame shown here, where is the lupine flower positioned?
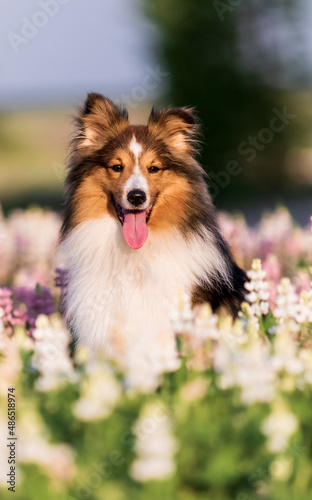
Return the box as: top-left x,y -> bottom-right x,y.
0,331 -> 21,396
31,314 -> 76,391
274,278 -> 304,333
73,360 -> 121,421
0,287 -> 28,333
129,403 -> 178,482
122,331 -> 181,393
14,285 -> 55,331
170,291 -> 194,335
171,293 -> 219,356
215,338 -> 275,404
18,407 -> 76,481
261,402 -> 298,453
0,208 -> 61,287
245,259 -> 270,316
272,329 -> 304,375
9,208 -> 61,270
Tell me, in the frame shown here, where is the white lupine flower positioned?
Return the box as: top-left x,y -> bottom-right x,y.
274,278 -> 298,320
298,349 -> 312,384
246,291 -> 258,303
18,407 -> 76,481
170,292 -> 194,334
245,260 -> 269,300
272,330 -> 304,375
73,361 -> 121,421
129,403 -> 178,482
188,304 -> 220,343
171,294 -> 220,351
31,314 -> 77,391
244,259 -> 270,326
215,338 -> 275,404
261,404 -> 298,453
273,278 -> 311,334
9,208 -> 61,271
294,289 -> 312,324
123,333 -> 180,393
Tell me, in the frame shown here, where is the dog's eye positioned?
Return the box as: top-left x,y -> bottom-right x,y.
148,166 -> 160,173
112,165 -> 123,173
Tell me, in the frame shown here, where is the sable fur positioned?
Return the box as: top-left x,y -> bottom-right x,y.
60,93 -> 247,353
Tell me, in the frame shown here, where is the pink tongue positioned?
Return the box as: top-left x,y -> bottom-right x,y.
122,210 -> 148,249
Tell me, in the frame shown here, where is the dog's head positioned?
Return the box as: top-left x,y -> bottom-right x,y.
62,93 -> 206,249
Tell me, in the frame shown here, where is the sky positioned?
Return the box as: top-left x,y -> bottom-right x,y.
1,0 -> 312,111
0,0 -> 159,109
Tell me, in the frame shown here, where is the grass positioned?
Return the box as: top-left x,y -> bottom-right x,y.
0,95 -> 312,216
0,106 -> 149,213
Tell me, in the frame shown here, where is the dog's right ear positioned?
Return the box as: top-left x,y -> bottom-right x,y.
76,93 -> 129,149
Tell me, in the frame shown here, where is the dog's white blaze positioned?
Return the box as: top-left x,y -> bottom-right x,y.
60,217 -> 230,356
123,136 -> 148,207
124,172 -> 148,193
129,136 -> 142,161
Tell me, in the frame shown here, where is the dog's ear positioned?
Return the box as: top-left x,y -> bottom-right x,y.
76,93 -> 129,149
147,107 -> 199,154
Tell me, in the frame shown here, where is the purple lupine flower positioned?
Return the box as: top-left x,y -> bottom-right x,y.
14,285 -> 55,330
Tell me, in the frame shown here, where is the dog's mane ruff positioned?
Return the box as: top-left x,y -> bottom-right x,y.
60,215 -> 232,354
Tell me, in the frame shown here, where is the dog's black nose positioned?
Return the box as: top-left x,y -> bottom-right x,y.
127,189 -> 146,207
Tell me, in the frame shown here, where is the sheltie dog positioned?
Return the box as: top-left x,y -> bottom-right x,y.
60,93 -> 246,355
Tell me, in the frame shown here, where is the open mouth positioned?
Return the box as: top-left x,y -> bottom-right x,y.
114,201 -> 153,226
113,198 -> 153,250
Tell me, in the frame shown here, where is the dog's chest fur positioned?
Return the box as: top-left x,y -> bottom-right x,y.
61,216 -> 228,354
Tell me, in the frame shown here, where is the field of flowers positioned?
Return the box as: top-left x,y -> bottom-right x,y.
0,206 -> 312,500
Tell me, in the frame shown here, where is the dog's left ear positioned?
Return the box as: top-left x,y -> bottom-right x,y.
147,107 -> 199,154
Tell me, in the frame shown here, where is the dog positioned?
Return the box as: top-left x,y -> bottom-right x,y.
60,93 -> 246,355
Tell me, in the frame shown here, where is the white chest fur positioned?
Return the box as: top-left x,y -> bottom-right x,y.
61,216 -> 228,356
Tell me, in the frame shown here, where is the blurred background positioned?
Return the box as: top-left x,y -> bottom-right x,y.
1,0 -> 312,224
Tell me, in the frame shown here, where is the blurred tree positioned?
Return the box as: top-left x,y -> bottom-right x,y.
143,0 -> 309,206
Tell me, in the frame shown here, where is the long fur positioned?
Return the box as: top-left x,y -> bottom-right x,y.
60,93 -> 247,354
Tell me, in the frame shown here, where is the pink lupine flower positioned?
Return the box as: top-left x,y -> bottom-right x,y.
0,287 -> 28,333
262,255 -> 282,307
0,288 -> 14,323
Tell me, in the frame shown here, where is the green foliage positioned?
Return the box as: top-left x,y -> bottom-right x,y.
1,348 -> 312,500
143,0 -> 309,205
